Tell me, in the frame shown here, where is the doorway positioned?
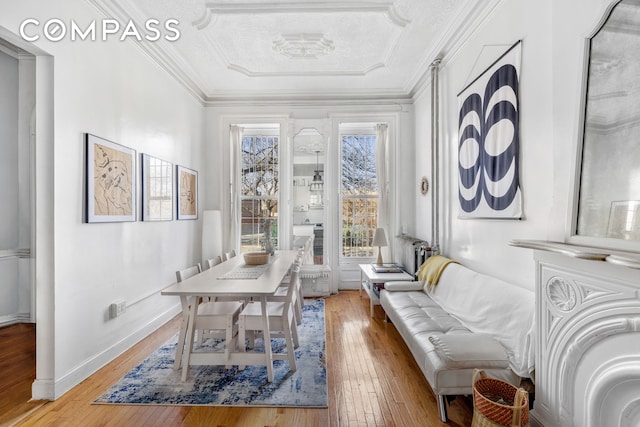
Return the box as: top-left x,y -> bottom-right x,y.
0,27 -> 55,401
0,34 -> 38,418
0,42 -> 35,330
292,128 -> 326,265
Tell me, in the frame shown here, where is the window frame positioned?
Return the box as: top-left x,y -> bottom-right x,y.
339,130 -> 379,264
239,131 -> 280,253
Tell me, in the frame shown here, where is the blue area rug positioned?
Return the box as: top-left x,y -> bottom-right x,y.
95,299 -> 326,407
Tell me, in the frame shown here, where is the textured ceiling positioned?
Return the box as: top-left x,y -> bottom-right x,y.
91,0 -> 472,102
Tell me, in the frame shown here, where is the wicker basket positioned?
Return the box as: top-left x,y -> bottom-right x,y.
471,369 -> 530,427
243,251 -> 270,265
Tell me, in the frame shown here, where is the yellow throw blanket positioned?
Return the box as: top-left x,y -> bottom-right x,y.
417,255 -> 459,286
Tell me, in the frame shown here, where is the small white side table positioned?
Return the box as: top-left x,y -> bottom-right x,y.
359,264 -> 414,318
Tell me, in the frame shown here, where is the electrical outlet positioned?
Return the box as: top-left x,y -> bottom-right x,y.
109,300 -> 126,318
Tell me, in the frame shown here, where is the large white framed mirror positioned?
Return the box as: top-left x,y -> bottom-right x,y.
574,0 -> 640,249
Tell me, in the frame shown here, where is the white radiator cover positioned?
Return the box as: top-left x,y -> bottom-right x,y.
299,265 -> 331,297
531,249 -> 640,427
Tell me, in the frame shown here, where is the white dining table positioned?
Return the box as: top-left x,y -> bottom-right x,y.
161,250 -> 299,381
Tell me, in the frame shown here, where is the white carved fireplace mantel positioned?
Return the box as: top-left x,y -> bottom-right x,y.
510,240 -> 640,427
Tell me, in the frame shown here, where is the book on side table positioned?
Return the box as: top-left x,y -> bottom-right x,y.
370,263 -> 404,274
372,283 -> 385,298
370,264 -> 406,296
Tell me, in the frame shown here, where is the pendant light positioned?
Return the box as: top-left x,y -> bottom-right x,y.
310,151 -> 323,191
313,151 -> 322,182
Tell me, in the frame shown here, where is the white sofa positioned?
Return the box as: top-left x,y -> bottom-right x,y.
380,261 -> 535,422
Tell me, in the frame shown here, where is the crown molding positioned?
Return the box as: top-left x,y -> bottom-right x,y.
193,1 -> 410,30
0,43 -> 20,59
202,89 -> 414,107
227,62 -> 385,78
0,36 -> 33,59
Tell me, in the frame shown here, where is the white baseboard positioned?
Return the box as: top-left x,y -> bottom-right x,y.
37,304 -> 181,400
339,281 -> 360,290
0,313 -> 32,328
531,406 -> 555,427
31,379 -> 55,400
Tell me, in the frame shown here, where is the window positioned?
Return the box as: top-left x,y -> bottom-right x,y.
341,133 -> 378,258
240,134 -> 279,252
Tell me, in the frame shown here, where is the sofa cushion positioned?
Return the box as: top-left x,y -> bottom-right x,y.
428,333 -> 510,369
380,290 -> 470,362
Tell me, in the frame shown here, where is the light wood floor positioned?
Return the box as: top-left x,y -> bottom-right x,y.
6,291 -> 473,426
0,323 -> 46,427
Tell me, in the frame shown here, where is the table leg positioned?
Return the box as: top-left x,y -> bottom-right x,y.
359,270 -> 363,297
173,296 -> 189,370
260,296 -> 274,382
181,296 -> 198,381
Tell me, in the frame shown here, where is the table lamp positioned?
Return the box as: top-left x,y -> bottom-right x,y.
372,227 -> 388,265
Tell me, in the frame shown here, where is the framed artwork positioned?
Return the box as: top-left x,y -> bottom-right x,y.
177,165 -> 198,220
141,154 -> 174,221
85,133 -> 136,223
457,40 -> 522,219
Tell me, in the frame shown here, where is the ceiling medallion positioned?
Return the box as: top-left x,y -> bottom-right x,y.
273,33 -> 335,59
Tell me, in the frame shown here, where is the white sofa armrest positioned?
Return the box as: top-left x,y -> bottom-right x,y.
384,281 -> 423,291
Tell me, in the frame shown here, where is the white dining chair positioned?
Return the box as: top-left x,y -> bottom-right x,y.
206,256 -> 223,269
176,263 -> 202,282
173,263 -> 202,369
237,265 -> 300,371
223,250 -> 236,261
174,263 -> 242,371
186,299 -> 243,368
273,252 -> 304,325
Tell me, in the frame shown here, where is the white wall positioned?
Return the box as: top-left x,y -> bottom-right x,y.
413,0 -> 623,290
0,48 -> 32,325
0,50 -> 18,251
0,50 -> 20,319
18,55 -> 36,319
0,0 -> 204,398
414,83 -> 433,241
415,0 -> 555,289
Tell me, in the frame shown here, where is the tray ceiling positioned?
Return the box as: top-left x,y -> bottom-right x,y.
90,0 -> 474,102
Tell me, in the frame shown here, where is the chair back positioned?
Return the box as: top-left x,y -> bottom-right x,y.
223,250 -> 237,261
283,265 -> 300,311
206,256 -> 222,269
176,263 -> 202,282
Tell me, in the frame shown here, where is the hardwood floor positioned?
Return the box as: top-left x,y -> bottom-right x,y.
8,291 -> 473,426
0,323 -> 45,427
